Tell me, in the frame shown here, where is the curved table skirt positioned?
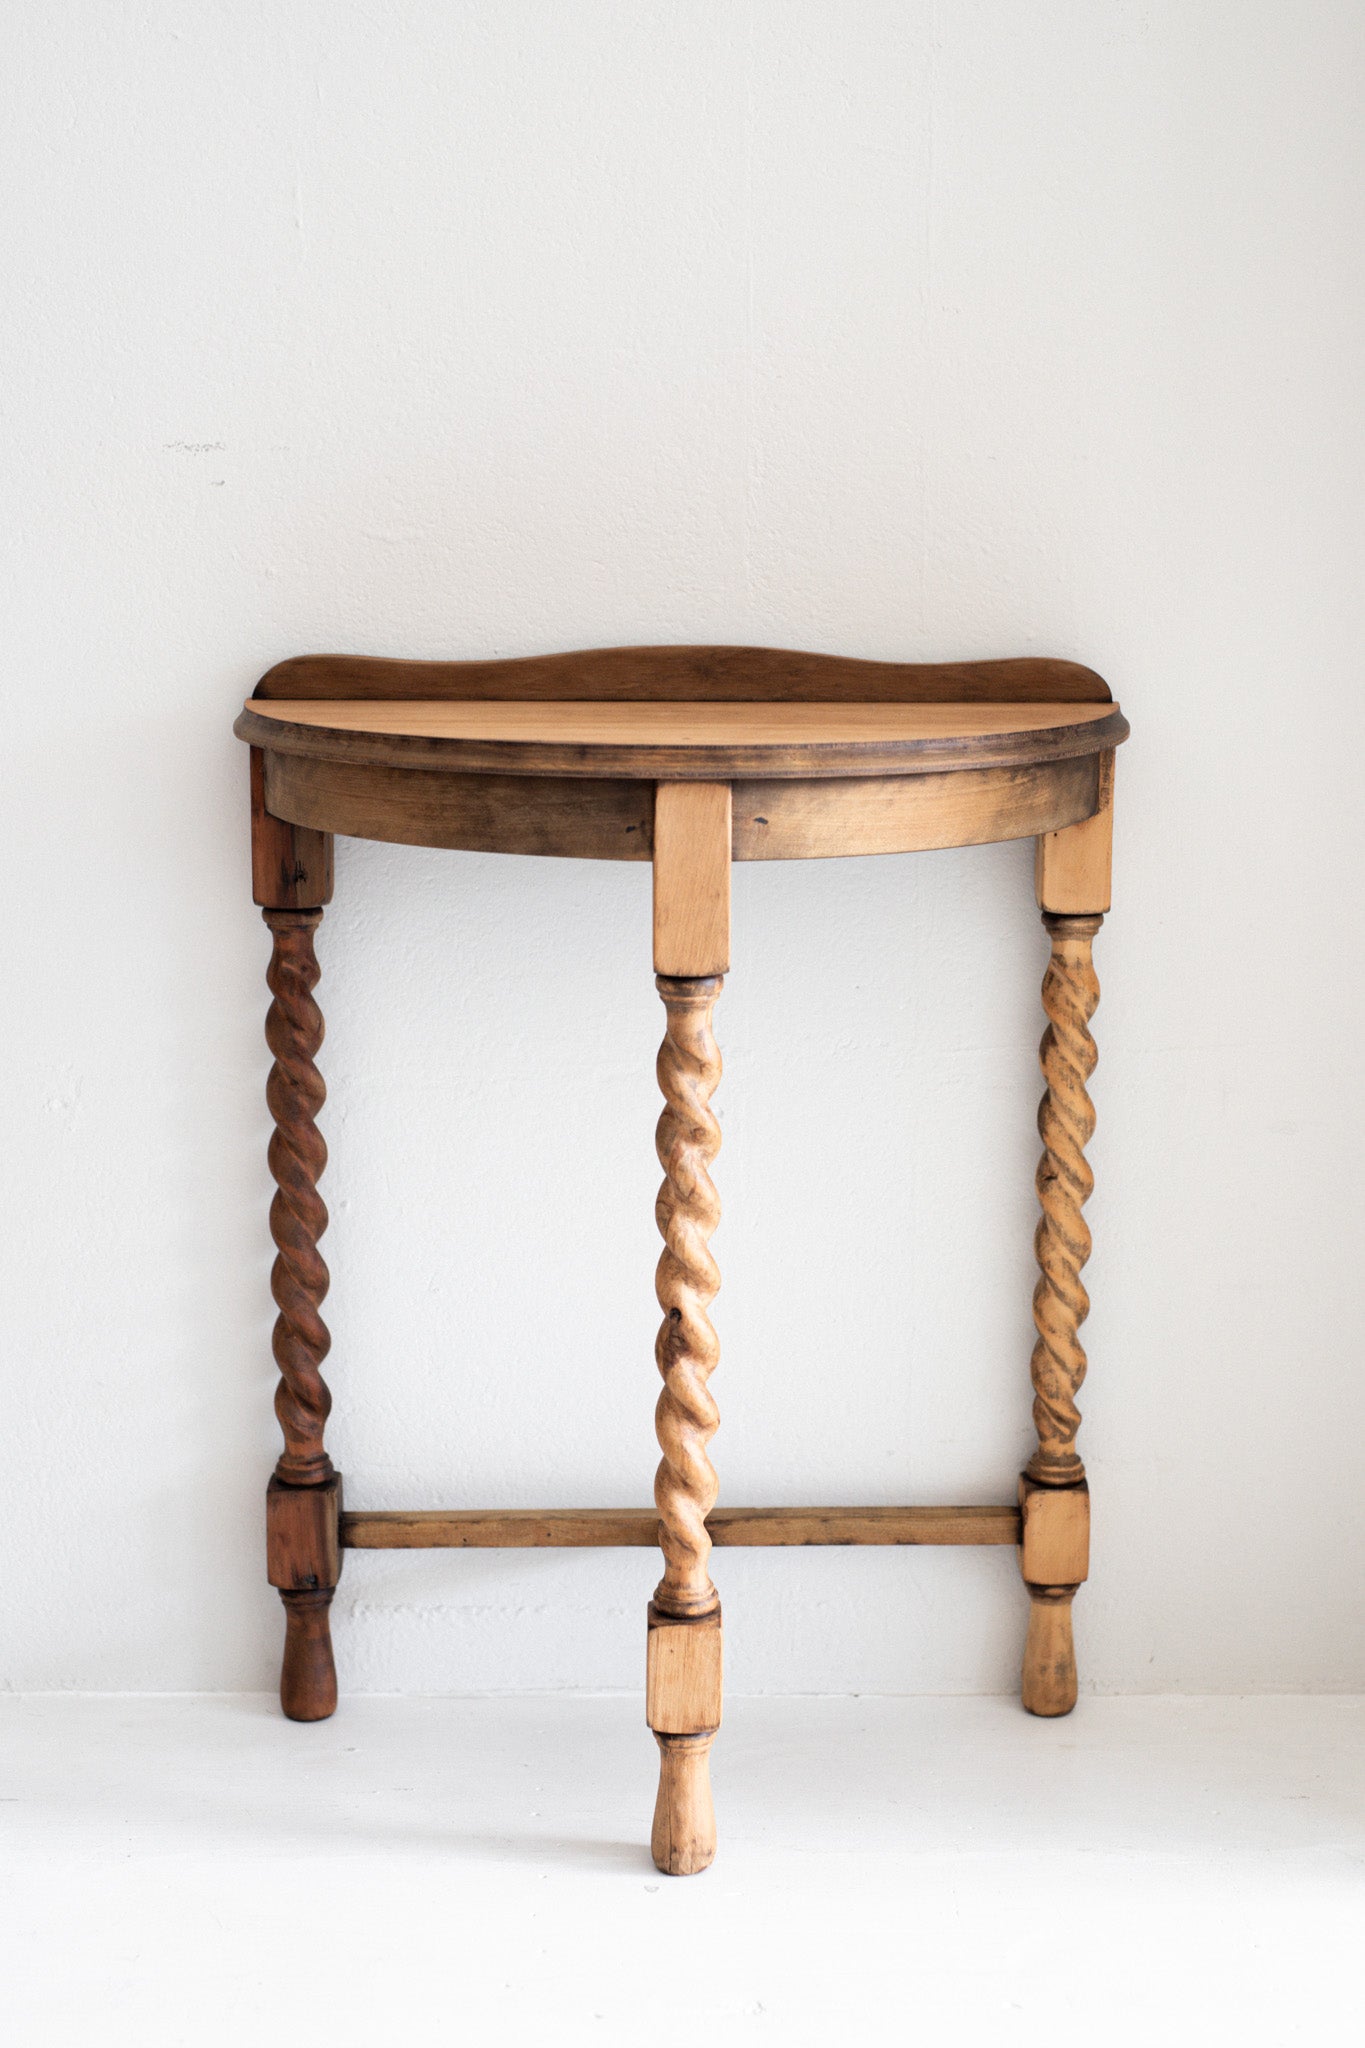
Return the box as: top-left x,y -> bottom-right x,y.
260,746 -> 1102,864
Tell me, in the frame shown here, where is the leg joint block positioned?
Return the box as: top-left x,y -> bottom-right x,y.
647,1603 -> 723,1735
1018,1476 -> 1089,1588
267,1473 -> 343,1592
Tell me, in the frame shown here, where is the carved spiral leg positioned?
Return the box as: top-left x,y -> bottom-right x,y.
653,975 -> 723,1618
648,974 -> 724,1874
263,909 -> 341,1720
1021,913 -> 1101,1716
265,910 -> 333,1485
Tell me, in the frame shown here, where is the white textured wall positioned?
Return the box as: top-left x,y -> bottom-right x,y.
4,2 -> 1364,1696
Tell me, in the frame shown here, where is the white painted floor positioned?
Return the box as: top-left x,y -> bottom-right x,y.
1,1694 -> 1361,2045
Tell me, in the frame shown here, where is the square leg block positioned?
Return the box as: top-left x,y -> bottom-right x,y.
647,1604 -> 723,1735
267,1473 -> 343,1592
1018,1476 -> 1089,1587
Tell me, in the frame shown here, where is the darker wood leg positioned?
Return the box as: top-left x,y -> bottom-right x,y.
278,1592 -> 338,1721
253,751 -> 341,1718
268,1474 -> 342,1720
263,907 -> 333,1487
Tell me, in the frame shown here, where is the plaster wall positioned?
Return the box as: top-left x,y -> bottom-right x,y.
5,1 -> 1363,1694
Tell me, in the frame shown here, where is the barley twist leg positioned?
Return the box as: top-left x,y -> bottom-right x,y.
263,908 -> 339,1718
653,974 -> 723,1618
1028,913 -> 1101,1487
265,910 -> 333,1485
1021,912 -> 1101,1715
649,973 -> 723,1873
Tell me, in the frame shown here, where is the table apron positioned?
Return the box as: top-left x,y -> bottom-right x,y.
262,749 -> 1100,863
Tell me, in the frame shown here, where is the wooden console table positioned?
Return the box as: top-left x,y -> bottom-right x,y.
234,644 -> 1129,1875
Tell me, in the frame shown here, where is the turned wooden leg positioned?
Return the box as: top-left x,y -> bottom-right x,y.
1022,772 -> 1111,1717
648,783 -> 730,1874
651,974 -> 724,1871
268,1474 -> 342,1720
252,749 -> 341,1721
651,1728 -> 718,1876
264,909 -> 333,1486
1020,910 -> 1101,1715
1019,1475 -> 1091,1717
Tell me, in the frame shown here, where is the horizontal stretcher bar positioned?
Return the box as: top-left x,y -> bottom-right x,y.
339,1505 -> 1022,1550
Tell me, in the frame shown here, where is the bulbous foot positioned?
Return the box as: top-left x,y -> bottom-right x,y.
1021,1586 -> 1078,1717
651,1732 -> 717,1875
279,1588 -> 338,1721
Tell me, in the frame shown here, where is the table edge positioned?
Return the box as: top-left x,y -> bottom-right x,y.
234,703 -> 1130,780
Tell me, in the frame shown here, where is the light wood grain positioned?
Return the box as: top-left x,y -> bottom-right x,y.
337,1504 -> 1023,1547
651,971 -> 725,1618
648,1606 -> 723,1876
1020,912 -> 1105,1721
253,644 -> 1112,705
653,785 -> 731,976
1027,915 -> 1103,1487
733,757 -> 1099,859
1036,748 -> 1115,912
1021,1587 -> 1079,1718
246,698 -> 1116,745
237,697 -> 1127,782
1018,1477 -> 1090,1587
650,964 -> 726,1870
647,1607 -> 724,1735
651,1733 -> 717,1876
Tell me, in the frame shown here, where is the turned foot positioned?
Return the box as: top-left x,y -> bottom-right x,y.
1022,1586 -> 1078,1717
267,1475 -> 342,1722
279,1589 -> 338,1721
651,1732 -> 717,1875
1018,1477 -> 1087,1718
